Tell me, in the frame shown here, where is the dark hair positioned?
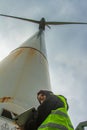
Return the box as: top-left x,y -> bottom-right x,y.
37,90 -> 53,98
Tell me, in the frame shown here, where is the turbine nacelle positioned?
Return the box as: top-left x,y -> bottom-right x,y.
39,17 -> 45,30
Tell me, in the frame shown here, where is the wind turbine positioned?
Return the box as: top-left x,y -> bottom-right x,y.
0,14 -> 87,130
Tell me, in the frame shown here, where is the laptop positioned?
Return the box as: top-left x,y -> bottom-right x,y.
15,107 -> 36,127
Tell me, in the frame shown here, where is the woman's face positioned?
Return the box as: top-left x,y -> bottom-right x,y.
37,93 -> 46,104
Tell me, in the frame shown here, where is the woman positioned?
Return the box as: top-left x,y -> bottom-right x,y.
37,90 -> 74,130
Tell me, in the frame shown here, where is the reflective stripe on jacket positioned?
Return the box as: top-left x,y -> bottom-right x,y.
38,95 -> 74,130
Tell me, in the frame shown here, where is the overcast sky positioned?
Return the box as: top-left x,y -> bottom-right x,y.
0,0 -> 87,128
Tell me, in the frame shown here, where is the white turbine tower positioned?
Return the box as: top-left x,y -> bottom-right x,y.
0,30 -> 51,114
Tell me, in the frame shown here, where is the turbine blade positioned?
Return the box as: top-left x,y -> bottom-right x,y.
0,14 -> 40,24
46,25 -> 51,29
46,21 -> 87,25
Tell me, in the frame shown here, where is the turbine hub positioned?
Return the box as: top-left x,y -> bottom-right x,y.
39,17 -> 45,30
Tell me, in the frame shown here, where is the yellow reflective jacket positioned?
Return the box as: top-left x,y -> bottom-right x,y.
38,95 -> 74,130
